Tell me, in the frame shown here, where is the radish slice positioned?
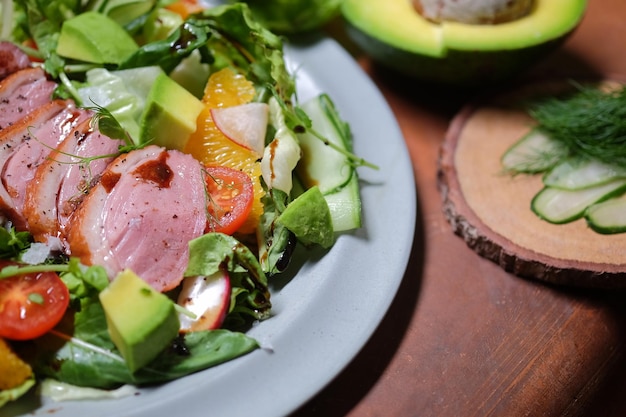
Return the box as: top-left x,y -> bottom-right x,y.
177,271 -> 231,332
211,102 -> 269,156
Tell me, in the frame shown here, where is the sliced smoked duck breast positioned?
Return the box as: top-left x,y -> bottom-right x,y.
24,116 -> 124,251
0,42 -> 31,80
0,100 -> 85,230
0,67 -> 56,130
67,145 -> 208,292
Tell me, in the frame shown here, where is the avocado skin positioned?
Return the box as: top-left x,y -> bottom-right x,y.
341,0 -> 586,87
344,22 -> 571,87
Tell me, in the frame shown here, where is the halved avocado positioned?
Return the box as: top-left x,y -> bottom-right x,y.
341,0 -> 587,86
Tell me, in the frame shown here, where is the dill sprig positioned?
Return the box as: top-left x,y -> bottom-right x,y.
530,82 -> 626,167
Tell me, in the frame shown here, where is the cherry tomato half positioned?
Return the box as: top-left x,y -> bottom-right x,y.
205,166 -> 254,235
0,262 -> 70,340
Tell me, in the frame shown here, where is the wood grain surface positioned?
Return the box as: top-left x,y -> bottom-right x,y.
439,79 -> 626,288
292,1 -> 626,416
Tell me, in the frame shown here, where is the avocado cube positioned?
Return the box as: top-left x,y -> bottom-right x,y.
56,11 -> 138,65
99,269 -> 180,373
277,186 -> 335,248
138,72 -> 204,151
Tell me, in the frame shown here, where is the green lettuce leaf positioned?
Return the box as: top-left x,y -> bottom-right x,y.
0,226 -> 31,259
237,0 -> 342,34
116,3 -> 295,103
186,233 -> 272,321
197,3 -> 295,102
257,188 -> 296,275
20,298 -> 258,389
0,377 -> 35,408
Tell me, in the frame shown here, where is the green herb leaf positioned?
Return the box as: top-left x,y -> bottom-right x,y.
27,302 -> 258,389
0,226 -> 31,259
118,19 -> 212,73
28,292 -> 45,304
185,233 -> 271,320
530,82 -> 626,167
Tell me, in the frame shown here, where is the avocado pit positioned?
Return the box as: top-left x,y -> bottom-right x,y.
414,0 -> 533,24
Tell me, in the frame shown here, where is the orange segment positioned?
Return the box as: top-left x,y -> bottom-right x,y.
165,0 -> 204,19
201,68 -> 256,108
185,68 -> 265,235
0,338 -> 32,390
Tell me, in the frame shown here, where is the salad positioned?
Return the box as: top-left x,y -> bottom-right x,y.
0,0 -> 372,408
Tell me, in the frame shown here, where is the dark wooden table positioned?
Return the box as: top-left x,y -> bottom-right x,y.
293,1 -> 626,416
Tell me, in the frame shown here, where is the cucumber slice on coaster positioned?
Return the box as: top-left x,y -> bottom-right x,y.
531,179 -> 626,224
585,194 -> 626,234
501,128 -> 568,174
543,157 -> 626,190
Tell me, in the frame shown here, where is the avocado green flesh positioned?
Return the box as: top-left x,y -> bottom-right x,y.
342,0 -> 587,84
343,0 -> 445,58
99,269 -> 180,373
139,72 -> 204,150
278,186 -> 335,249
56,11 -> 138,64
104,0 -> 156,27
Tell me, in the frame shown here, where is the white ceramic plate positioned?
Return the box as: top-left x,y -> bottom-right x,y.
5,37 -> 416,417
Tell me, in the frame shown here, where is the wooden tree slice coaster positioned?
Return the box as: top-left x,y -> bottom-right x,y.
437,79 -> 626,288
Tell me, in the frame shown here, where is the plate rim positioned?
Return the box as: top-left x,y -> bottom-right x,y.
6,36 -> 416,417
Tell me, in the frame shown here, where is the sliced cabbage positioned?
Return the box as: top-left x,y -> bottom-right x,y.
261,97 -> 301,193
77,66 -> 163,143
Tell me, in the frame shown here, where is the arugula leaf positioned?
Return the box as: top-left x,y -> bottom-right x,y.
59,258 -> 109,306
84,104 -> 136,147
118,19 -> 212,73
0,226 -> 31,259
32,319 -> 258,389
12,0 -> 78,76
25,297 -> 258,389
134,330 -> 258,383
257,188 -> 297,275
185,233 -> 272,321
197,3 -> 295,101
0,377 -> 35,408
117,3 -> 295,103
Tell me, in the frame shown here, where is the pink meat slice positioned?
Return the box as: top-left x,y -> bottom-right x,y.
0,100 -> 84,230
0,42 -> 31,80
67,145 -> 208,292
24,117 -> 124,251
0,67 -> 56,130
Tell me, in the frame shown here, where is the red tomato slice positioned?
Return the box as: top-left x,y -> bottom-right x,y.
0,262 -> 70,340
205,166 -> 254,235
